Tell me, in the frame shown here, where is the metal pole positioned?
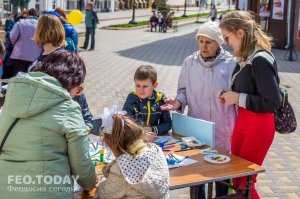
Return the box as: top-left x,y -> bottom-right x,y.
182,0 -> 187,17
129,0 -> 137,24
288,0 -> 295,61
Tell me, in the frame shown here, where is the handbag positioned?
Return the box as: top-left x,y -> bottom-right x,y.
274,88 -> 297,134
250,50 -> 297,134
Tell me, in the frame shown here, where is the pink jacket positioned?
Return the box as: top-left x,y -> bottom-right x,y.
176,48 -> 237,152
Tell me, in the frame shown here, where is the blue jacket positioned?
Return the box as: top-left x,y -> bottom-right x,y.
85,9 -> 99,28
73,93 -> 93,129
63,23 -> 78,50
46,10 -> 78,51
5,19 -> 15,38
123,90 -> 172,135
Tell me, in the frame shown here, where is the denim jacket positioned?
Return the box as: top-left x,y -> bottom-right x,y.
123,90 -> 172,135
73,93 -> 93,129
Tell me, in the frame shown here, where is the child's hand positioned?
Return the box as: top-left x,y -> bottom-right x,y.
160,98 -> 181,110
143,127 -> 152,132
94,175 -> 103,188
102,165 -> 110,178
142,131 -> 157,143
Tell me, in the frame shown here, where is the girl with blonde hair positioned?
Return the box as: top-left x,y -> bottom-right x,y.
219,11 -> 281,198
97,106 -> 169,199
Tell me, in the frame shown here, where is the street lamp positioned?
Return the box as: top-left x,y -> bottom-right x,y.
182,0 -> 187,17
129,0 -> 137,24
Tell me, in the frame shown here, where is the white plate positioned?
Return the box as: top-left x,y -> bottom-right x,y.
204,154 -> 231,164
181,137 -> 204,147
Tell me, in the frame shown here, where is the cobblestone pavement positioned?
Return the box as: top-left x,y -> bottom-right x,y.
79,21 -> 300,198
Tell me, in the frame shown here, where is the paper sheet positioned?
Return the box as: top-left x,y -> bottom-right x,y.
166,154 -> 198,169
154,136 -> 179,145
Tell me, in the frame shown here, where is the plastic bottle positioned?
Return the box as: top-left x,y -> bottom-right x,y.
99,148 -> 105,163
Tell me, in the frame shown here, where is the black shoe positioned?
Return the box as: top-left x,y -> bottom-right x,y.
80,46 -> 87,50
88,48 -> 94,51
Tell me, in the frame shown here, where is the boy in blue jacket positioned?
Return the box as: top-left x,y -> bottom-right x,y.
123,65 -> 172,136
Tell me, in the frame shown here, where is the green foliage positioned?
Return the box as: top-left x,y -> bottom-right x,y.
105,10 -> 230,28
157,5 -> 170,15
156,0 -> 170,15
107,20 -> 149,28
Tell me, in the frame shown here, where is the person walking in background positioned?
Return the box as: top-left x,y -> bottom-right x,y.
81,2 -> 99,51
161,21 -> 237,198
149,12 -> 158,32
11,0 -> 21,17
209,4 -> 217,21
151,1 -> 157,12
11,0 -> 30,18
10,8 -> 42,76
219,11 -> 281,199
20,0 -> 30,12
157,12 -> 163,32
3,13 -> 15,78
4,13 -> 15,40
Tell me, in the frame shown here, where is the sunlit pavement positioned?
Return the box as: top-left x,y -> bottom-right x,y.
79,17 -> 300,199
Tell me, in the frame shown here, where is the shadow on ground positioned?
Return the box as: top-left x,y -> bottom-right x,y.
116,31 -> 198,66
116,29 -> 300,73
272,49 -> 300,73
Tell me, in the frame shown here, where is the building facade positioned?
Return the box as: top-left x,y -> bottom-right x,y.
0,0 -> 118,14
236,0 -> 300,51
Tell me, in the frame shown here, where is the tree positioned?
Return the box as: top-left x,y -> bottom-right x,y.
156,0 -> 170,15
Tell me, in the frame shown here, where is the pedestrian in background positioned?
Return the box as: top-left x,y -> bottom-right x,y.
3,13 -> 15,78
209,4 -> 217,21
219,11 -> 281,199
81,2 -> 99,51
10,8 -> 42,76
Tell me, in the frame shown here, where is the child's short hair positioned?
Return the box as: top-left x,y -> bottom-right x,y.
103,115 -> 143,157
34,14 -> 65,47
134,65 -> 157,84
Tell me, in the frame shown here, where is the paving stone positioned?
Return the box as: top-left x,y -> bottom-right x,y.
79,20 -> 300,199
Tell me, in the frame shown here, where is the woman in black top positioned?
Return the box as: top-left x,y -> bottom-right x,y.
219,11 -> 281,199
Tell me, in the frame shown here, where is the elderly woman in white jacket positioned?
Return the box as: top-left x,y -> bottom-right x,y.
161,21 -> 237,198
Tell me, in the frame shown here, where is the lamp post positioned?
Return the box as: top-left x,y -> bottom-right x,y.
129,0 -> 137,24
182,0 -> 187,17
